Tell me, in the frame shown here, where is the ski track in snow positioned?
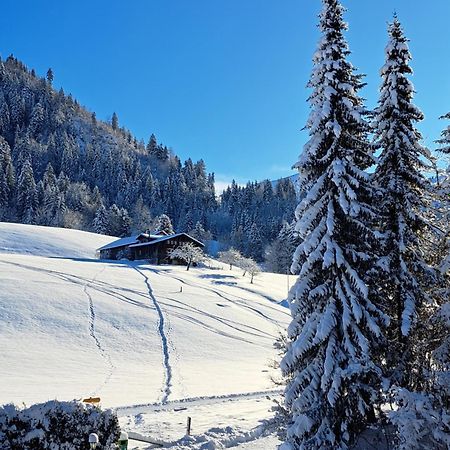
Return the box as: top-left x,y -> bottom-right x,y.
144,267 -> 284,329
0,259 -> 116,396
132,265 -> 173,404
159,293 -> 275,341
83,267 -> 115,396
115,388 -> 283,416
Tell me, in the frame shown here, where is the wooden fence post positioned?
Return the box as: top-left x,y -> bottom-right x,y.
186,416 -> 192,436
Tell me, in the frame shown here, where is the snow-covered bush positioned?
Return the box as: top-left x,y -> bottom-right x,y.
169,243 -> 205,270
217,248 -> 243,270
388,388 -> 450,450
0,400 -> 120,449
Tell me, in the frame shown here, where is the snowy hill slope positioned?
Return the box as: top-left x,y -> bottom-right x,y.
0,223 -> 291,447
0,222 -> 113,258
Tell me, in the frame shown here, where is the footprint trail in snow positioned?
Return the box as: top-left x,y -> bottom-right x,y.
132,265 -> 173,404
84,267 -> 115,395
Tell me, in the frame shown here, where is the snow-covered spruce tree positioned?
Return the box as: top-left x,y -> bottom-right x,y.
265,221 -> 298,274
436,112 -> 450,155
373,17 -> 435,389
42,185 -> 66,227
430,114 -> 450,300
280,1 -> 387,448
107,204 -> 131,237
17,159 -> 38,224
156,213 -> 174,235
0,170 -> 8,210
436,112 -> 450,278
111,111 -> 119,131
0,137 -> 15,207
428,114 -> 450,413
246,222 -> 264,261
190,220 -> 211,242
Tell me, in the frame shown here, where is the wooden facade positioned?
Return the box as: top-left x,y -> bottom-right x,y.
98,232 -> 204,264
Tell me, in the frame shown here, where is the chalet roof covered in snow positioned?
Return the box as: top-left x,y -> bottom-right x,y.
97,235 -> 140,251
128,233 -> 204,249
97,232 -> 166,251
97,232 -> 203,252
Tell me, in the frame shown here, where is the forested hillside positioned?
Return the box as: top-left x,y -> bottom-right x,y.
0,55 -> 296,260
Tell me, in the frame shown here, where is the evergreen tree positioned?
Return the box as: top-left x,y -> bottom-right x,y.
262,180 -> 274,203
132,196 -> 153,233
10,91 -> 25,126
178,210 -> 194,234
265,221 -> 297,274
57,171 -> 70,194
43,162 -> 57,189
46,68 -> 54,84
156,213 -> 174,235
190,220 -> 210,242
12,132 -> 32,169
91,186 -> 102,210
0,170 -> 9,209
436,113 -> 450,280
0,91 -> 11,136
281,2 -> 386,448
111,112 -> 119,131
93,205 -> 108,235
0,137 -> 15,203
246,222 -> 263,261
107,204 -> 131,237
156,145 -> 169,161
29,103 -> 45,136
146,133 -> 158,155
373,17 -> 434,388
231,223 -> 245,251
60,135 -> 78,178
42,185 -> 66,227
17,159 -> 38,223
117,207 -> 131,237
436,112 -> 450,154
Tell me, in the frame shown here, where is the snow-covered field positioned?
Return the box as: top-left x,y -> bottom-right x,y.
0,222 -> 291,448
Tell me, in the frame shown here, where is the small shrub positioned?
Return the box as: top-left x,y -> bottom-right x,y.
0,400 -> 120,449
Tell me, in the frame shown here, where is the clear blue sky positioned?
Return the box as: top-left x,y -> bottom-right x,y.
0,0 -> 449,189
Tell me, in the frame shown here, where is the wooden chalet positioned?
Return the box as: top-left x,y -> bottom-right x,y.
97,231 -> 204,264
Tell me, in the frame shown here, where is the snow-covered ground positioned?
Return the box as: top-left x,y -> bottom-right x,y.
0,222 -> 291,448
